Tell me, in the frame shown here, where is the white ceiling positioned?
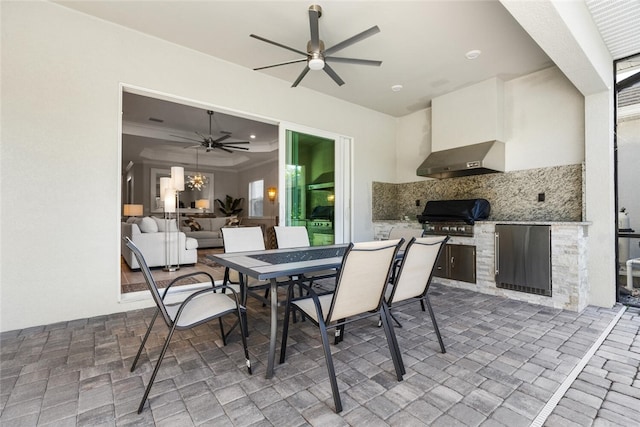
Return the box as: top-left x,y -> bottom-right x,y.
55,0 -> 640,169
58,0 -> 555,117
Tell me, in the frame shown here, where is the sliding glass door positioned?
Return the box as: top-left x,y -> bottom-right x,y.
279,125 -> 352,245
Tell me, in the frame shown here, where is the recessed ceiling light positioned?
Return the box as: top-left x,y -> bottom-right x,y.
465,49 -> 482,60
391,84 -> 403,92
250,134 -> 256,139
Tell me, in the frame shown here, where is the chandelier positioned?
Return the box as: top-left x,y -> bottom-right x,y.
187,173 -> 208,191
186,149 -> 208,191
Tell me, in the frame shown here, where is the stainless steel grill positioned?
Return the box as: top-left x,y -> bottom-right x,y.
417,199 -> 490,238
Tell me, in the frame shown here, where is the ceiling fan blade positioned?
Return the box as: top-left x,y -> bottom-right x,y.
323,63 -> 345,86
324,25 -> 380,56
254,59 -> 307,71
220,141 -> 250,145
219,147 -> 234,154
250,34 -> 307,57
170,134 -> 205,143
213,134 -> 231,143
325,57 -> 382,67
292,66 -> 310,87
223,145 -> 250,151
309,7 -> 320,51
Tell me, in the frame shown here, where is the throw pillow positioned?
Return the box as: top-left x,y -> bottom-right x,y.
151,216 -> 165,232
226,215 -> 240,226
153,217 -> 179,232
139,216 -> 158,233
184,218 -> 202,231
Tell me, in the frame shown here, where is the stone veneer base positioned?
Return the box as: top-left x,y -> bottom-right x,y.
374,220 -> 589,312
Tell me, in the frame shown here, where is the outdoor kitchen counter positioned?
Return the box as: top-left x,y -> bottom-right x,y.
373,220 -> 591,312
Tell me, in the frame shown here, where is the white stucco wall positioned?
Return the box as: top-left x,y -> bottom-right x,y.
395,109 -> 431,183
395,66 -> 585,183
503,67 -> 585,171
0,2 -> 397,331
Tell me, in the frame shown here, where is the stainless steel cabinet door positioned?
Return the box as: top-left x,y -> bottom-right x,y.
495,225 -> 551,295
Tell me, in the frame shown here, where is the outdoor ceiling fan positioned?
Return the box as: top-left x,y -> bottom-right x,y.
172,110 -> 250,153
250,4 -> 382,87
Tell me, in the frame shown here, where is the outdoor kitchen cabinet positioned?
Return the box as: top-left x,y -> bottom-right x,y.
434,243 -> 476,283
495,224 -> 552,296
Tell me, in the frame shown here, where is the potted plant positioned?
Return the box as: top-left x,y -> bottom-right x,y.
215,195 -> 244,216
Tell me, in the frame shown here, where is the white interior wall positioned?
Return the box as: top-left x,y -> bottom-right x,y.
395,66 -> 585,183
0,2 -> 396,332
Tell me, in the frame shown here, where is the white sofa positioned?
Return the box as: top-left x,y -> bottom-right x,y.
122,217 -> 198,269
180,217 -> 232,248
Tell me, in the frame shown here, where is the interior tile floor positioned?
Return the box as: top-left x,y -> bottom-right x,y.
120,249 -> 225,294
1,282 -> 638,426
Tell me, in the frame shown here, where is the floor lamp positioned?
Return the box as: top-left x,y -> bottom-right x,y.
161,177 -> 178,272
171,166 -> 185,270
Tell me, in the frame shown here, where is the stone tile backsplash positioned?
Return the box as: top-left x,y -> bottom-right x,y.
373,164 -> 583,222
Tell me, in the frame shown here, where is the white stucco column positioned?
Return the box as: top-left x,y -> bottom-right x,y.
585,91 -> 616,306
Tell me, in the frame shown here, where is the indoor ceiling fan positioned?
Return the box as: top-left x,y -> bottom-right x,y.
172,110 -> 250,153
250,4 -> 382,87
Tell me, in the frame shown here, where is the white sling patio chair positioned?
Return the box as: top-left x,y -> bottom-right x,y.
273,225 -> 311,249
386,236 -> 449,357
279,239 -> 405,413
124,237 -> 251,414
387,227 -> 425,283
221,226 -> 290,326
221,226 -> 267,297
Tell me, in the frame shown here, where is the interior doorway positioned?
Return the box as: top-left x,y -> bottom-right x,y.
615,52 -> 640,307
119,86 -> 279,297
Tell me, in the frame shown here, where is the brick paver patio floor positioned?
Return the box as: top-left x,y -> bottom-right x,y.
1,283 -> 638,426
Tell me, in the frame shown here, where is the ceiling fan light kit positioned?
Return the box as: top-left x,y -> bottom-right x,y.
251,4 -> 382,87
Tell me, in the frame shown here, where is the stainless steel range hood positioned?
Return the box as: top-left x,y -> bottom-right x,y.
307,171 -> 334,190
416,141 -> 505,179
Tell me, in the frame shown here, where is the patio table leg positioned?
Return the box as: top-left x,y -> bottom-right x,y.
266,277 -> 278,378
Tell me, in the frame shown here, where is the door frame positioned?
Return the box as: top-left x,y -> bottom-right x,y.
278,122 -> 353,244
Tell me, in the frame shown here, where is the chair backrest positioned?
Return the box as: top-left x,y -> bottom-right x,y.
123,237 -> 174,326
221,226 -> 265,253
274,226 -> 310,248
388,236 -> 449,304
388,227 -> 424,251
327,239 -> 403,322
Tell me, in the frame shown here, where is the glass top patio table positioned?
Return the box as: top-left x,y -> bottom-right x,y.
209,244 -> 348,378
210,244 -> 348,281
